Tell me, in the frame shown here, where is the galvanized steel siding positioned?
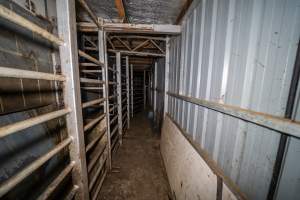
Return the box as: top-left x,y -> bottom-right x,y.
167,0 -> 300,199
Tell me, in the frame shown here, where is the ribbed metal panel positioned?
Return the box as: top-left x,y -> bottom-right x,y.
167,0 -> 300,199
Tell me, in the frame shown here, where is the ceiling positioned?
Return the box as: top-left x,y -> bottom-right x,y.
81,0 -> 187,24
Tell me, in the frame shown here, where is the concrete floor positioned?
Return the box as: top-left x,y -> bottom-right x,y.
99,112 -> 171,200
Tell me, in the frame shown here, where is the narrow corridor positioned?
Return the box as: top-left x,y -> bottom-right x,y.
99,112 -> 171,200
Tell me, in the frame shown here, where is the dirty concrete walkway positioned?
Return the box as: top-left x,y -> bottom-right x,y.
99,112 -> 170,200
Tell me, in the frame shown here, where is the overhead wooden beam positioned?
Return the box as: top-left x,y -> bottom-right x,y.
77,0 -> 101,27
176,0 -> 193,24
108,49 -> 165,57
110,35 -> 166,41
77,22 -> 181,34
115,0 -> 128,22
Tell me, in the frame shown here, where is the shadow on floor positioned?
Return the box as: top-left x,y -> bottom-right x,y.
99,112 -> 171,200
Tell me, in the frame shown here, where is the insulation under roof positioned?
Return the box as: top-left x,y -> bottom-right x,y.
84,0 -> 187,24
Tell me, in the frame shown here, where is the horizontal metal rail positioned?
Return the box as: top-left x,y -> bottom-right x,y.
109,105 -> 118,112
85,128 -> 106,153
110,115 -> 118,125
87,144 -> 107,173
80,78 -> 105,84
0,5 -> 63,46
0,137 -> 72,197
108,81 -> 117,85
65,185 -> 79,200
91,169 -> 107,200
108,67 -> 118,73
110,125 -> 119,138
88,156 -> 107,191
37,162 -> 75,200
81,70 -> 102,73
122,113 -> 127,120
122,120 -> 127,129
168,92 -> 300,138
79,63 -> 100,67
84,114 -> 106,131
108,95 -> 117,99
78,50 -> 104,67
81,86 -> 103,90
0,66 -> 66,81
111,134 -> 119,149
0,109 -> 70,139
82,98 -> 105,109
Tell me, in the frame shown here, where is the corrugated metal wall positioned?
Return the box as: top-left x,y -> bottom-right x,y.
167,0 -> 300,199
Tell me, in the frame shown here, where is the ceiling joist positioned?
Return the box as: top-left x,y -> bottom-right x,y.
115,0 -> 128,23
77,0 -> 102,27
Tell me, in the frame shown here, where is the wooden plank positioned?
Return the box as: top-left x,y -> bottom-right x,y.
77,22 -> 181,34
108,49 -> 165,57
114,0 -> 128,22
161,115 -> 247,200
161,116 -> 217,200
77,0 -> 101,27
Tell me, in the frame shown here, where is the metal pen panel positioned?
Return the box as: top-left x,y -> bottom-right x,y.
56,0 -> 89,199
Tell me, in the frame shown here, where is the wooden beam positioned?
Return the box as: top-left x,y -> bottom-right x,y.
149,39 -> 165,54
115,0 -> 128,22
77,0 -> 101,27
176,0 -> 193,24
132,40 -> 149,51
108,49 -> 165,57
77,22 -> 181,34
115,37 -> 131,50
107,36 -> 115,50
110,35 -> 166,41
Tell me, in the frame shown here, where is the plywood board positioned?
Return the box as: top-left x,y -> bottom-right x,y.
161,116 -> 217,200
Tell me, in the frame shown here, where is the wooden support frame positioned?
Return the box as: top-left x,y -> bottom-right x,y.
164,37 -> 170,116
130,64 -> 134,118
126,56 -> 130,128
99,29 -> 112,170
77,22 -> 181,34
57,1 -> 90,199
108,49 -> 165,57
77,0 -> 101,27
116,52 -> 123,144
114,0 -> 128,22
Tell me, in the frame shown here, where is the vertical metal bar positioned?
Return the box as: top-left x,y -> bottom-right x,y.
116,52 -> 123,144
154,62 -> 158,120
99,29 -> 111,170
130,64 -> 134,118
56,0 -> 89,199
164,37 -> 170,116
126,56 -> 130,128
143,70 -> 146,109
